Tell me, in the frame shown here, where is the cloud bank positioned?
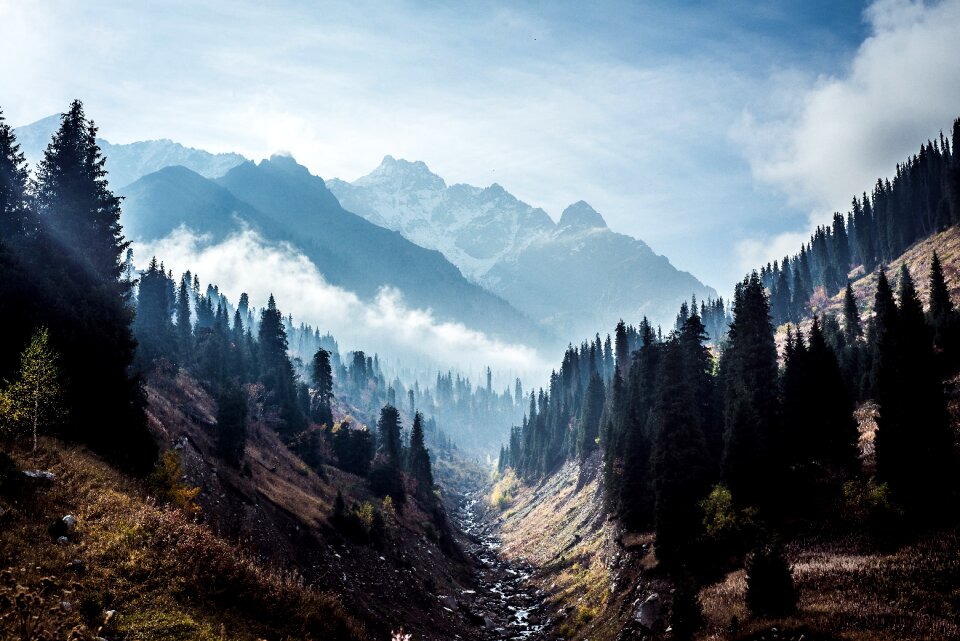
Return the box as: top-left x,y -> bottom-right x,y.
137,227 -> 551,388
734,0 -> 960,274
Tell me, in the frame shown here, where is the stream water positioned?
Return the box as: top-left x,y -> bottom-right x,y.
452,492 -> 553,641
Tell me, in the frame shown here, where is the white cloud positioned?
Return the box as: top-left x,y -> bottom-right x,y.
136,227 -> 552,387
738,0 -> 960,214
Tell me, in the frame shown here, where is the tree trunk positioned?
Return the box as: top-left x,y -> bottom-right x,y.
33,379 -> 39,452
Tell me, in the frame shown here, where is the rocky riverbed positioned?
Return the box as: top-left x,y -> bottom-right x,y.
449,491 -> 556,641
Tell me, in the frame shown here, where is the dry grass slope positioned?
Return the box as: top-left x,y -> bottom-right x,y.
0,441 -> 365,641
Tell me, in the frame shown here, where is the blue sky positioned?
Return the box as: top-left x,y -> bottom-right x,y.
3,0 -> 960,293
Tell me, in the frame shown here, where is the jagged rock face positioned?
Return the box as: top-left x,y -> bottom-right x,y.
330,158 -> 716,338
329,157 -> 554,277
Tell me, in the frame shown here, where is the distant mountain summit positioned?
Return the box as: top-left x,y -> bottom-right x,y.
119,155 -> 546,346
558,201 -> 607,229
329,158 -> 716,338
15,114 -> 247,188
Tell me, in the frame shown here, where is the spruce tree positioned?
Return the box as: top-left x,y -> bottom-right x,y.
875,265 -> 953,516
927,251 -> 959,373
175,275 -> 193,364
258,294 -> 305,436
721,273 -> 779,509
29,101 -> 154,471
576,372 -> 604,461
134,257 -> 176,369
651,339 -> 711,566
377,404 -> 403,468
745,539 -> 797,617
843,281 -> 863,344
0,107 -> 33,240
35,101 -> 127,284
406,411 -> 434,502
311,348 -> 334,426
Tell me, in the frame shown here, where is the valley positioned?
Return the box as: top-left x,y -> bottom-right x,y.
4,6 -> 960,636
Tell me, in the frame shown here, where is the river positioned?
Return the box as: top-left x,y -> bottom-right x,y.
451,491 -> 554,641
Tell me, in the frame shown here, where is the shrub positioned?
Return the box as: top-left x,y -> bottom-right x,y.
368,463 -> 405,504
147,451 -> 200,515
488,468 -> 517,511
745,539 -> 798,618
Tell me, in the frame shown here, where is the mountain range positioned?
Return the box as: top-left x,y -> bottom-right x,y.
14,114 -> 246,189
329,157 -> 716,338
15,114 -> 716,348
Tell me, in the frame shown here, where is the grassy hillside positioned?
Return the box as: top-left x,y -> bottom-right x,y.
0,440 -> 364,641
0,367 -> 493,641
786,226 -> 960,335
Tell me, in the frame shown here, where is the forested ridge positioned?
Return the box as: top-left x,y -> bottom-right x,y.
0,102 -> 512,640
499,116 -> 960,636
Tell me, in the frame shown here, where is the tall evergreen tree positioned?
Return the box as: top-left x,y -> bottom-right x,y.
650,338 -> 711,565
28,101 -> 155,471
35,101 -> 127,283
258,294 -> 305,436
175,275 -> 193,364
377,404 -> 403,468
406,411 -> 434,502
927,251 -> 959,372
134,257 -> 176,369
576,372 -> 604,461
0,107 -> 33,240
311,348 -> 334,426
875,266 -> 953,515
721,273 -> 779,509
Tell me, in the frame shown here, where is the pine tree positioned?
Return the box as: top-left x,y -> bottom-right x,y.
843,281 -> 863,344
134,257 -> 176,369
721,273 -> 779,509
745,539 -> 797,617
258,294 -> 305,436
874,265 -> 954,516
311,348 -> 334,426
406,411 -> 434,502
576,372 -> 604,461
377,404 -> 403,468
175,275 -> 193,364
651,339 -> 711,566
28,101 -> 154,471
35,101 -> 127,284
0,107 -> 33,240
615,319 -> 630,377
927,251 -> 959,372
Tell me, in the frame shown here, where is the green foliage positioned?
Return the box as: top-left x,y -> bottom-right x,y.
405,411 -> 434,503
699,484 -> 759,555
1,328 -> 66,451
148,451 -> 201,515
721,273 -> 779,510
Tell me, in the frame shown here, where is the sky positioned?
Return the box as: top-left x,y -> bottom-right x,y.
3,0 -> 960,294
